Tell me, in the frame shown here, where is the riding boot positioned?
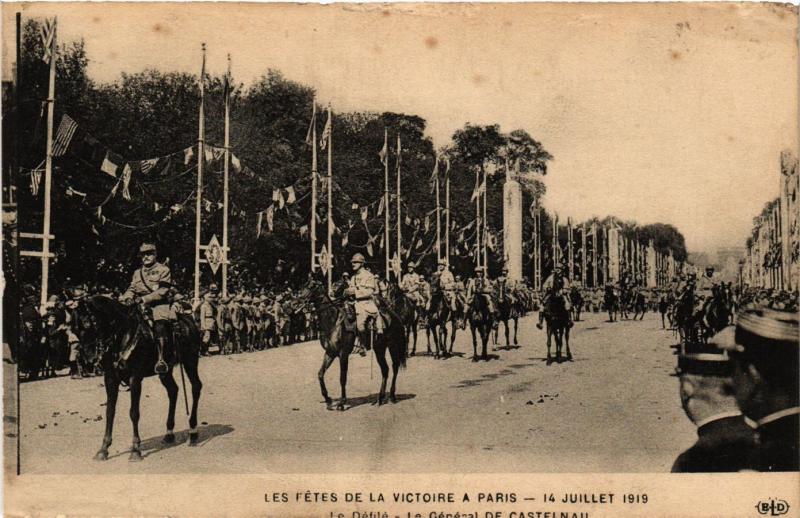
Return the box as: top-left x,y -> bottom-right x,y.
536,312 -> 544,330
69,361 -> 80,379
154,338 -> 168,374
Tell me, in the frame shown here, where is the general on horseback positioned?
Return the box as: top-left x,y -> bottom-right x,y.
465,266 -> 496,361
536,265 -> 573,364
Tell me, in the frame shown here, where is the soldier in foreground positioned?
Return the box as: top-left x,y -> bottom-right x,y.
717,307 -> 799,471
672,335 -> 756,472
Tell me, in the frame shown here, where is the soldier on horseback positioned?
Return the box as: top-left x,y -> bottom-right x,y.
118,242 -> 174,374
466,266 -> 496,317
432,259 -> 458,312
537,265 -> 571,330
400,262 -> 425,307
345,253 -> 384,353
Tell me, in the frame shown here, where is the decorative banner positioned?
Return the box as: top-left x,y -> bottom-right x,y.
121,164 -> 133,201
318,245 -> 329,274
100,151 -> 121,177
256,212 -> 263,238
265,205 -> 275,232
183,146 -> 195,165
286,186 -> 296,205
205,234 -> 223,275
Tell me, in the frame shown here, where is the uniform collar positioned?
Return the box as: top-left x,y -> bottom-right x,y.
695,411 -> 743,430
757,407 -> 800,428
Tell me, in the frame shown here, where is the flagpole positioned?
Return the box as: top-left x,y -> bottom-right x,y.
383,128 -> 389,280
396,134 -> 402,275
435,156 -> 441,263
567,217 -> 574,283
40,17 -> 57,308
310,100 -> 317,274
482,164 -> 488,270
221,53 -> 231,298
581,223 -> 587,287
552,213 -> 558,272
444,159 -> 450,266
326,104 -> 333,296
475,167 -> 481,269
193,43 -> 206,304
592,222 -> 598,288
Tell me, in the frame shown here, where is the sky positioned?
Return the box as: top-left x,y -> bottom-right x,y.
3,2 -> 797,256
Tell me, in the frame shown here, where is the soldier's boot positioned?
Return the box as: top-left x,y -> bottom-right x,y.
69,361 -> 80,379
154,338 -> 168,374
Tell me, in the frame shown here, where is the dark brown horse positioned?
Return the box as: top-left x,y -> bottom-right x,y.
308,280 -> 407,410
544,293 -> 572,364
426,290 -> 459,358
494,288 -> 520,349
467,292 -> 494,361
72,295 -> 202,462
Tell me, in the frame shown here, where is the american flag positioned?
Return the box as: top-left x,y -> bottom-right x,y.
30,169 -> 42,196
52,114 -> 78,156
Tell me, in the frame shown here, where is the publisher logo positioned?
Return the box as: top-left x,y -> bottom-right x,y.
755,499 -> 790,516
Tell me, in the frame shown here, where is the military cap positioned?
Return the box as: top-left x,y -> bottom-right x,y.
474,266 -> 485,273
716,307 -> 798,354
408,262 -> 416,269
677,334 -> 734,377
139,243 -> 157,253
351,253 -> 365,264
438,259 -> 447,266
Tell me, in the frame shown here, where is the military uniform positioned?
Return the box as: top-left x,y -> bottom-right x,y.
466,271 -> 496,316
671,415 -> 757,472
199,293 -> 217,354
401,270 -> 424,306
348,265 -> 383,333
437,266 -> 458,311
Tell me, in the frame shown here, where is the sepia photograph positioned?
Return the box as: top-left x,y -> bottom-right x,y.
1,2 -> 798,516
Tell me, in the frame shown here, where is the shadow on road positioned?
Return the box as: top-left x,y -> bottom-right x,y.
344,393 -> 416,410
105,424 -> 235,460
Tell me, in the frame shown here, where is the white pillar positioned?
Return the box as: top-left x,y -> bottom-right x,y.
502,177 -> 523,281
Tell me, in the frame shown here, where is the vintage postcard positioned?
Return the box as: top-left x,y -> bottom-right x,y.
2,2 -> 798,517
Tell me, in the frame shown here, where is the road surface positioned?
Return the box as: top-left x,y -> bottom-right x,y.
16,311 -> 695,474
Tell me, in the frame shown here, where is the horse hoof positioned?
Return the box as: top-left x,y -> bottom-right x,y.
162,433 -> 175,444
324,397 -> 333,406
336,403 -> 346,411
188,433 -> 199,446
546,358 -> 552,365
390,395 -> 398,404
128,449 -> 143,462
93,450 -> 108,461
472,357 -> 478,362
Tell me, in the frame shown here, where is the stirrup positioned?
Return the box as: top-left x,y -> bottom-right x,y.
154,359 -> 168,374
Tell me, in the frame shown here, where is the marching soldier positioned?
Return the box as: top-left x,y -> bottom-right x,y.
717,308 -> 799,471
198,291 -> 217,356
672,335 -> 756,472
119,242 -> 174,374
345,253 -> 384,353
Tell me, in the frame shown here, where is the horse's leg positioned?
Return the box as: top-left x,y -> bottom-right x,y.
481,324 -> 489,360
182,357 -> 203,446
389,340 -> 401,404
565,325 -> 572,361
375,342 -> 390,406
318,351 -> 336,408
470,325 -> 478,362
555,329 -> 563,363
504,319 -> 510,349
128,376 -> 143,462
159,371 -> 179,444
337,352 -> 349,411
513,317 -> 519,346
546,324 -> 553,365
426,327 -> 432,355
94,371 -> 119,461
449,320 -> 457,354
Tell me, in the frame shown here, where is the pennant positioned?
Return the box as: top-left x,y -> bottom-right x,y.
170,204 -> 183,213
471,178 -> 486,202
299,225 -> 309,238
320,106 -> 332,151
272,189 -> 280,202
109,181 -> 119,198
360,206 -> 369,221
52,114 -> 78,157
100,151 -> 120,177
379,234 -> 384,250
429,155 -> 439,193
367,242 -> 374,257
204,199 -> 213,212
424,215 -> 430,232
184,146 -> 195,165
305,102 -> 317,146
286,186 -> 296,205
154,202 -> 161,212
395,135 -> 402,170
391,252 -> 402,277
91,225 -> 100,236
230,153 -> 242,172
351,203 -> 359,210
445,157 -> 451,177
65,185 -> 86,198
415,238 -> 423,249
39,18 -> 55,64
377,196 -> 385,216
342,233 -> 349,247
378,129 -> 388,167
30,170 -> 42,196
121,164 -> 132,201
405,215 -> 412,226
277,190 -> 285,210
139,158 -> 159,175
265,205 -> 275,232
